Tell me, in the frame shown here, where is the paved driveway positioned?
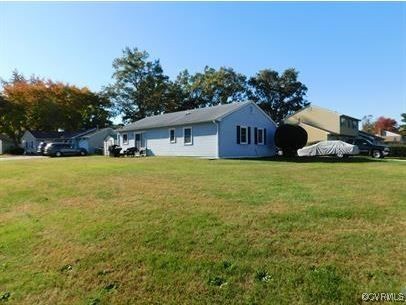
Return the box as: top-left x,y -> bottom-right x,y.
0,156 -> 47,161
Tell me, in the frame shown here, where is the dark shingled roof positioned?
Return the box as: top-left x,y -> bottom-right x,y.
29,128 -> 97,139
119,101 -> 251,132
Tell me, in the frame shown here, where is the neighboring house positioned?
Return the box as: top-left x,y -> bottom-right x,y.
284,105 -> 360,144
21,128 -> 114,154
118,101 -> 277,158
378,130 -> 404,143
0,134 -> 15,154
77,128 -> 115,154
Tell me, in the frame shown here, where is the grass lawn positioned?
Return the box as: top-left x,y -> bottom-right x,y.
0,156 -> 405,305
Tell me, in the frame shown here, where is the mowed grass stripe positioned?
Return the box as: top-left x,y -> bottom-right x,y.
0,157 -> 405,304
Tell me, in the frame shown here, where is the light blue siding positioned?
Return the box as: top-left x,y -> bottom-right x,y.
119,122 -> 218,157
118,102 -> 277,158
218,103 -> 277,158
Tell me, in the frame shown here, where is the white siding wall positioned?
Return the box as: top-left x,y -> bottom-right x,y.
119,122 -> 218,157
78,128 -> 114,154
21,131 -> 38,154
218,103 -> 277,158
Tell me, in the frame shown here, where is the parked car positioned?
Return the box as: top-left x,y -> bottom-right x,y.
297,140 -> 359,158
43,143 -> 87,157
36,142 -> 48,155
346,138 -> 390,159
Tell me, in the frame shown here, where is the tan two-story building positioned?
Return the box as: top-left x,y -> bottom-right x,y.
284,105 -> 360,144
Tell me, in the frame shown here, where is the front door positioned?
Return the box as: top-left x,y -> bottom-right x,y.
135,133 -> 142,149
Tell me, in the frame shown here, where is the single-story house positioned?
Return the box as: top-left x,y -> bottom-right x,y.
76,128 -> 115,154
21,128 -> 115,154
117,101 -> 277,158
0,134 -> 15,154
284,105 -> 360,144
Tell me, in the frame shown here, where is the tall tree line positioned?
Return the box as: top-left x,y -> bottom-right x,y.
0,71 -> 112,144
1,46 -> 309,144
105,47 -> 309,124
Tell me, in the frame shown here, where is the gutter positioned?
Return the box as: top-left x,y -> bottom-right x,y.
213,120 -> 220,159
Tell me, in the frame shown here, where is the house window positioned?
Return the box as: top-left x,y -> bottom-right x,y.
122,133 -> 128,144
169,128 -> 176,143
184,127 -> 193,145
352,121 -> 358,130
240,126 -> 248,144
340,117 -> 346,127
257,128 -> 264,145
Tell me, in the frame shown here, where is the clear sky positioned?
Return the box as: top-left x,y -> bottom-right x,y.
1,2 -> 405,123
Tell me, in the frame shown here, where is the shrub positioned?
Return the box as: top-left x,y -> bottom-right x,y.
275,124 -> 308,155
5,147 -> 24,155
388,144 -> 406,157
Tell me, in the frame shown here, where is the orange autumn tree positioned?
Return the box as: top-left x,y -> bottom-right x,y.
374,116 -> 398,136
0,71 -> 112,144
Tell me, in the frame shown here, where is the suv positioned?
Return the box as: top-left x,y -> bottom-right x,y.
43,143 -> 87,157
347,138 -> 390,158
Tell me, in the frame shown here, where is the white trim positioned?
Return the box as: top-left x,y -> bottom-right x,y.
169,128 -> 176,143
240,126 -> 248,144
183,127 -> 193,145
257,128 -> 264,145
122,133 -> 128,145
249,102 -> 278,126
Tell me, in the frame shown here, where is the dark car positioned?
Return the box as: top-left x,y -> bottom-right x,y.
43,143 -> 87,157
347,138 -> 390,158
37,142 -> 48,155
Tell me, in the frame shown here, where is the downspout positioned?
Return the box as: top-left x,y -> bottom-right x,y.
213,120 -> 220,159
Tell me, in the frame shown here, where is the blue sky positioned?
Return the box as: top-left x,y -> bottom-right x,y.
1,2 -> 405,123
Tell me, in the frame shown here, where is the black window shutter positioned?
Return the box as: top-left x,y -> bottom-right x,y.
264,128 -> 267,144
248,127 -> 251,144
254,128 -> 258,145
236,126 -> 240,144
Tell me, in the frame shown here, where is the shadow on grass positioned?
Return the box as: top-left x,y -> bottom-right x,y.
236,156 -> 379,163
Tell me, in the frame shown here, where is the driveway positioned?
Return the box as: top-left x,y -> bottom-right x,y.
0,155 -> 47,161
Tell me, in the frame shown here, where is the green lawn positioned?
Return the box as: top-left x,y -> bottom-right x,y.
0,157 -> 405,305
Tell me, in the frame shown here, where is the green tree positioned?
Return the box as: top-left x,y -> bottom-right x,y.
191,66 -> 247,107
248,68 -> 308,124
170,67 -> 247,110
0,93 -> 25,145
106,47 -> 173,122
399,113 -> 406,136
361,115 -> 376,134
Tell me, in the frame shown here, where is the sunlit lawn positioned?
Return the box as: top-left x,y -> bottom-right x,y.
0,156 -> 405,304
